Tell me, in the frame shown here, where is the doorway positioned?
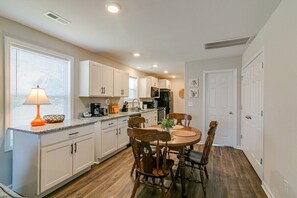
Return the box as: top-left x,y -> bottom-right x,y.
203,69 -> 237,147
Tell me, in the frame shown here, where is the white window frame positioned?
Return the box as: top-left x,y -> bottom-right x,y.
125,76 -> 138,101
4,37 -> 74,152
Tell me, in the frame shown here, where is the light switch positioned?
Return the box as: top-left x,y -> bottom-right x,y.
188,102 -> 193,106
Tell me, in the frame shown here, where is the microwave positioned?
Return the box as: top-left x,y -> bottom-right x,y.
151,87 -> 160,98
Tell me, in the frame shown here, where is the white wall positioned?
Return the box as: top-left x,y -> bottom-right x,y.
185,56 -> 242,141
0,16 -> 149,185
171,78 -> 185,113
242,0 -> 297,197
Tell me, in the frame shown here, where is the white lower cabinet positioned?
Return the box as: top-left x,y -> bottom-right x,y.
40,140 -> 73,192
142,110 -> 158,127
13,124 -> 95,198
101,116 -> 129,158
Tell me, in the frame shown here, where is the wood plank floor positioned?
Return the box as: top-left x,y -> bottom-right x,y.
46,146 -> 267,198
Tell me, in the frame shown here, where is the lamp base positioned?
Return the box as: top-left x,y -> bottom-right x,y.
31,118 -> 46,126
31,104 -> 46,126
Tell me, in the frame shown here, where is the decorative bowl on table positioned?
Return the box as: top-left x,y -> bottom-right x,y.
43,114 -> 65,123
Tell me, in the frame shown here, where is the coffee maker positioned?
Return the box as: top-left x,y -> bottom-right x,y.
90,103 -> 101,117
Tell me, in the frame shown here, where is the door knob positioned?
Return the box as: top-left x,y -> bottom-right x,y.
229,112 -> 233,115
245,115 -> 252,119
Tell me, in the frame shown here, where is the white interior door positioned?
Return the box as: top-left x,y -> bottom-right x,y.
205,70 -> 236,146
241,52 -> 264,180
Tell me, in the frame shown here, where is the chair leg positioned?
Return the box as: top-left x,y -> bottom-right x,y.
204,166 -> 209,179
131,174 -> 140,198
160,178 -> 165,197
130,161 -> 136,176
199,168 -> 206,194
170,168 -> 177,190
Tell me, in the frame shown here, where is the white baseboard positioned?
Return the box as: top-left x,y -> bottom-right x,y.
262,181 -> 275,198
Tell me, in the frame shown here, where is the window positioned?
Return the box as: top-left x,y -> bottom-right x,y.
127,76 -> 137,100
4,37 -> 72,151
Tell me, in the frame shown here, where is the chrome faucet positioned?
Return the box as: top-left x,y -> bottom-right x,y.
132,98 -> 141,111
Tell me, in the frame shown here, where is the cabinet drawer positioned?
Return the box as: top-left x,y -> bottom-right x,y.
118,116 -> 128,126
41,124 -> 95,147
102,119 -> 118,129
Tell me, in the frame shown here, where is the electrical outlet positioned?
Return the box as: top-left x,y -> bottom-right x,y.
284,179 -> 289,195
188,102 -> 193,107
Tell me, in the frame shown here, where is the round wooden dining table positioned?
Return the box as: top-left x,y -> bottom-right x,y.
148,125 -> 202,197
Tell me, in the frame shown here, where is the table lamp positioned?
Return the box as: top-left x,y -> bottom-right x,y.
24,85 -> 51,126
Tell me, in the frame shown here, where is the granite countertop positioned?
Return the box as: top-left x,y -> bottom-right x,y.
8,119 -> 97,135
9,109 -> 158,135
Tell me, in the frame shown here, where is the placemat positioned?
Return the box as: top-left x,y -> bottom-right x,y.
171,130 -> 196,137
172,125 -> 184,130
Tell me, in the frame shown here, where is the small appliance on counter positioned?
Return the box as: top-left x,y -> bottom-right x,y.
90,103 -> 101,117
100,108 -> 108,116
109,103 -> 119,114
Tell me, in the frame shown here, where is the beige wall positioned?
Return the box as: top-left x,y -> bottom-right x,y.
185,56 -> 242,141
0,16 -> 149,185
243,0 -> 297,197
171,78 -> 185,113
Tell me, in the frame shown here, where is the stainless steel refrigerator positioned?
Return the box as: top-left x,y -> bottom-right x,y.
157,90 -> 173,115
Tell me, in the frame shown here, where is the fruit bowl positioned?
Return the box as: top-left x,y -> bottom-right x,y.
43,114 -> 65,123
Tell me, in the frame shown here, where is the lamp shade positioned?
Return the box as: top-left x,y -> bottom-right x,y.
24,86 -> 51,105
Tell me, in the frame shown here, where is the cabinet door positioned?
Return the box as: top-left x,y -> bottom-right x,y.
151,111 -> 158,126
90,63 -> 102,96
40,140 -> 73,193
117,125 -> 129,148
101,65 -> 114,97
73,134 -> 95,175
101,127 -> 118,157
113,69 -> 129,97
122,71 -> 129,97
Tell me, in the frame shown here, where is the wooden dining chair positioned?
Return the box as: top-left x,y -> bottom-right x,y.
128,117 -> 146,176
167,113 -> 192,126
167,113 -> 193,154
127,128 -> 176,197
184,121 -> 218,194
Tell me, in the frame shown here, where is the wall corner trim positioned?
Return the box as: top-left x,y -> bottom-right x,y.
262,181 -> 275,198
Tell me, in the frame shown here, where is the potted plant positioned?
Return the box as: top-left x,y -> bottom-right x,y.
160,118 -> 175,132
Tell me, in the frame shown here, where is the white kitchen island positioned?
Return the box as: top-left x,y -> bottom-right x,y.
10,119 -> 97,198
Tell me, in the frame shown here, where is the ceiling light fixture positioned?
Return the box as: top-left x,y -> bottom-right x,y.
172,75 -> 176,78
153,64 -> 158,68
133,53 -> 140,57
137,66 -> 141,69
164,70 -> 168,74
106,3 -> 121,14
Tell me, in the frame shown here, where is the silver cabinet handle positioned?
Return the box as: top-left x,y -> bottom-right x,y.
69,132 -> 79,136
245,115 -> 252,119
229,112 -> 233,115
71,144 -> 73,154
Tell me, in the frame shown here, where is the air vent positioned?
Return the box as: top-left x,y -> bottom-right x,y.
204,36 -> 255,50
44,11 -> 71,25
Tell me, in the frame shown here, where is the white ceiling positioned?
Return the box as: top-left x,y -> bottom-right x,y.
0,0 -> 281,78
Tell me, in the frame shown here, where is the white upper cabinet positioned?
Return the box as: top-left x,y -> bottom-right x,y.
113,69 -> 129,97
79,60 -> 113,97
139,77 -> 152,98
159,79 -> 171,89
147,76 -> 159,87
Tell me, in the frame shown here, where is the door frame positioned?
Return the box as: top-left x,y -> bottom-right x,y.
202,69 -> 238,146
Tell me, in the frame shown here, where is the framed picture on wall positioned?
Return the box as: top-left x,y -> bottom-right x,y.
189,78 -> 199,87
189,88 -> 199,98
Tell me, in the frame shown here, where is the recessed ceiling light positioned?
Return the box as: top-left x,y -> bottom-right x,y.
133,53 -> 140,57
164,70 -> 168,74
172,75 -> 176,78
106,3 -> 121,14
153,64 -> 158,68
137,66 -> 141,69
